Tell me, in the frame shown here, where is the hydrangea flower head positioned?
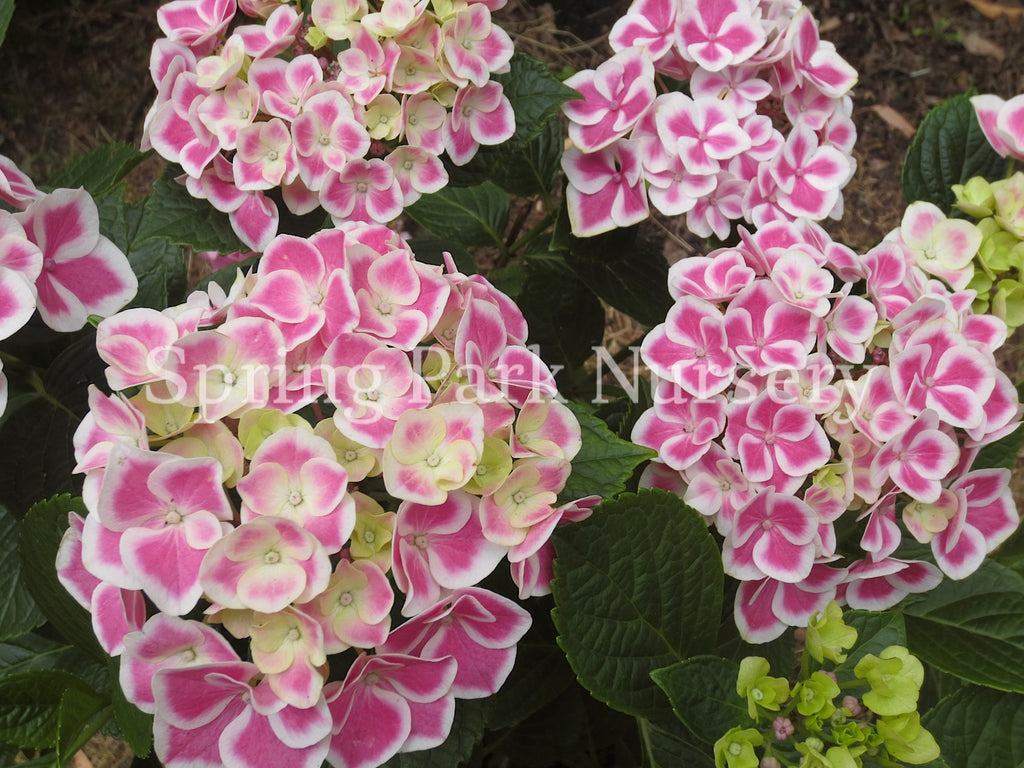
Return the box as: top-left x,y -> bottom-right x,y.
635,216 -> 1022,643
561,2 -> 857,239
142,0 -> 518,248
58,222 -> 587,768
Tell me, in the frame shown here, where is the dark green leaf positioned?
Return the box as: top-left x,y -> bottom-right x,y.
592,378 -> 652,442
0,506 -> 45,642
551,489 -> 724,720
995,524 -> 1024,576
901,93 -> 1009,211
835,610 -> 907,681
381,699 -> 485,768
482,640 -> 575,730
0,670 -> 106,751
0,633 -> 103,684
488,681 -> 639,768
56,683 -> 110,765
492,680 -> 589,767
95,191 -> 188,312
492,53 -> 579,148
0,393 -> 38,432
46,143 -> 149,196
715,608 -> 795,685
19,496 -> 105,661
552,213 -> 673,328
972,422 -> 1024,471
485,262 -> 528,300
520,260 -> 604,378
904,560 -> 1024,691
0,0 -> 13,48
93,184 -> 132,250
0,399 -> 79,517
923,686 -> 1024,768
558,403 -> 655,503
134,169 -> 246,253
448,117 -> 564,197
42,334 -> 107,419
125,235 -> 189,312
650,656 -> 751,744
405,181 -> 510,248
639,717 -> 714,768
107,657 -> 152,758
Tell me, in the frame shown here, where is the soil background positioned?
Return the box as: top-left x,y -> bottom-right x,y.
2,0 -> 1024,766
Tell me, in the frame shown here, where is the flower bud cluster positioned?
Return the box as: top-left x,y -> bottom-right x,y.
717,603 -> 940,768
0,156 -> 138,416
559,0 -> 857,239
56,222 -> 589,768
633,215 -> 1022,642
144,0 -> 516,250
948,173 -> 1024,331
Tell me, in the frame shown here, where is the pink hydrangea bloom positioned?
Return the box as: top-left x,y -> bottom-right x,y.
637,216 -> 1021,643
62,222 -> 584,765
562,47 -> 656,152
562,0 -> 857,238
16,188 -> 137,332
142,0 -> 521,239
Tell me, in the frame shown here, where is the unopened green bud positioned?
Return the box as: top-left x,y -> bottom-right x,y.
991,278 -> 1024,330
462,436 -> 514,496
831,720 -> 868,751
737,657 -> 791,721
953,175 -> 996,217
806,601 -> 857,663
877,712 -> 941,764
237,408 -> 310,459
713,727 -> 763,768
977,216 -> 1022,273
304,25 -> 330,50
854,646 -> 924,716
794,671 -> 840,719
992,172 -> 1024,238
